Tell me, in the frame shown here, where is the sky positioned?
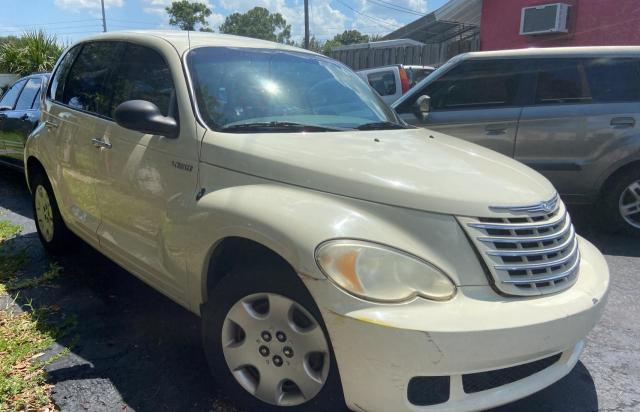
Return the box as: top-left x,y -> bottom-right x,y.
0,0 -> 450,43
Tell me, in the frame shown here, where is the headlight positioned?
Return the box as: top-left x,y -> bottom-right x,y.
315,240 -> 455,303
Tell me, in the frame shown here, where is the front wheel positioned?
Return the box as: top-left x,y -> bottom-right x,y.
601,169 -> 640,236
201,258 -> 345,411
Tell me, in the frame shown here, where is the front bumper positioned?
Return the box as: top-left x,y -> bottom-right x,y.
302,236 -> 609,412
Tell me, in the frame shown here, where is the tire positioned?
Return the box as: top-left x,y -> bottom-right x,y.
201,256 -> 346,412
30,172 -> 76,254
601,169 -> 640,237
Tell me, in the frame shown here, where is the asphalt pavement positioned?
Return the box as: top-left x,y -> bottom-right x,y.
0,167 -> 638,412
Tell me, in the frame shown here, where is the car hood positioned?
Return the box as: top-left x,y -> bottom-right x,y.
200,127 -> 556,217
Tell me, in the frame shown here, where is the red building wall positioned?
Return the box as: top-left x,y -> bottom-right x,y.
480,0 -> 640,51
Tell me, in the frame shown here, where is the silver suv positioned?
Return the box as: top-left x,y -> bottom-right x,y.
394,47 -> 640,236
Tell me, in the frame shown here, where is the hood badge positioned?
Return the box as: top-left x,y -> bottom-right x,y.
490,193 -> 559,214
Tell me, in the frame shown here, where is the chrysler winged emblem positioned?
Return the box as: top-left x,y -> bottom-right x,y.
490,193 -> 559,214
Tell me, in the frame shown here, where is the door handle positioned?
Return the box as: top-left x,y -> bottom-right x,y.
610,117 -> 635,128
44,120 -> 59,129
485,124 -> 508,135
91,138 -> 112,149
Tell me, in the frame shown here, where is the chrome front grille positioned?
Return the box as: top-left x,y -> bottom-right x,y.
459,199 -> 580,296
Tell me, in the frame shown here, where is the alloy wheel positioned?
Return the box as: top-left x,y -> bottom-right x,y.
619,180 -> 640,229
221,293 -> 330,406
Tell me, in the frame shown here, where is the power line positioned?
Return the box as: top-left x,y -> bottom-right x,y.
109,19 -> 159,26
0,19 -> 100,28
363,0 -> 427,16
334,0 -> 402,30
0,24 -> 102,34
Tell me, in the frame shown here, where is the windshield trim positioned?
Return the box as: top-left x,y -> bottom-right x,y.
182,46 -> 211,130
182,45 -> 403,133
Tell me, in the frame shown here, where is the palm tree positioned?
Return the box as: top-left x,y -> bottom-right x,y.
0,31 -> 63,76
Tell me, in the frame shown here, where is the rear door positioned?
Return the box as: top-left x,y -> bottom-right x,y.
0,79 -> 26,162
46,42 -> 118,244
396,59 -> 525,157
3,77 -> 42,163
515,58 -> 640,202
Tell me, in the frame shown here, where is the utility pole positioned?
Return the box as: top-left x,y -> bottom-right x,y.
304,0 -> 310,49
101,0 -> 107,32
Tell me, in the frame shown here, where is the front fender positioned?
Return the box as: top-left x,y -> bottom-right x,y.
182,163 -> 487,312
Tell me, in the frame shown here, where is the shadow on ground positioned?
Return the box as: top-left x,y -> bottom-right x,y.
0,167 -> 617,411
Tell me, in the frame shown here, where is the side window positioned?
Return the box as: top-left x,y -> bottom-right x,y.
62,41 -> 124,117
31,89 -> 42,110
367,70 -> 396,96
15,78 -> 42,110
50,45 -> 81,102
422,60 -> 521,111
585,58 -> 640,103
108,44 -> 175,117
534,59 -> 591,104
0,80 -> 26,110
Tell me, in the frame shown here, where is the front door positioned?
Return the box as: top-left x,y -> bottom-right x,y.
93,42 -> 198,300
515,57 -> 640,203
397,58 -> 525,157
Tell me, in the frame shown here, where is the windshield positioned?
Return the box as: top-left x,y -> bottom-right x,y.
186,47 -> 401,132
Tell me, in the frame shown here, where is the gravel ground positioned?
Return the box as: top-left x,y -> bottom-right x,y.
0,167 -> 638,412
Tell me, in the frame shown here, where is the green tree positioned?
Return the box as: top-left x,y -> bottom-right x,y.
166,0 -> 212,31
220,7 -> 291,44
0,31 -> 62,76
321,29 -> 371,55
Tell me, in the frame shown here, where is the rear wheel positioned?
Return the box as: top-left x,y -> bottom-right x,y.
201,256 -> 345,411
601,169 -> 640,236
31,173 -> 76,254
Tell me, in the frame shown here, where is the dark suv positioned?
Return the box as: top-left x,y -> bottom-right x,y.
0,73 -> 49,169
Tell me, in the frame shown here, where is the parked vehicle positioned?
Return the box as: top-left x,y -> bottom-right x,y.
357,64 -> 435,104
394,46 -> 640,236
0,73 -> 49,169
25,31 -> 608,412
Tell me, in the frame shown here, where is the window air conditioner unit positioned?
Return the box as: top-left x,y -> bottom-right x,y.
520,3 -> 570,35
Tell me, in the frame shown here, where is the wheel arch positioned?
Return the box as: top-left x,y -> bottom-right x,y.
598,158 -> 640,197
201,236 -> 302,307
25,156 -> 48,192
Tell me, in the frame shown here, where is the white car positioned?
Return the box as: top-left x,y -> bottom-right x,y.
357,64 -> 436,104
24,31 -> 608,412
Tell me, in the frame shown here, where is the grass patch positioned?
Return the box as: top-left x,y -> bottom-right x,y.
0,219 -> 72,411
0,305 -> 56,411
0,221 -> 21,243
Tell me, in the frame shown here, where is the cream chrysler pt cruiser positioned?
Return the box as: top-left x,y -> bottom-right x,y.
25,31 -> 609,411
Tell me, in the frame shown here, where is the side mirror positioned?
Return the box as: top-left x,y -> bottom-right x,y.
0,106 -> 11,112
114,100 -> 178,138
415,95 -> 431,118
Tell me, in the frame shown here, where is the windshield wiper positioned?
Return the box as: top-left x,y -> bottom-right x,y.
355,121 -> 407,130
221,121 -> 345,133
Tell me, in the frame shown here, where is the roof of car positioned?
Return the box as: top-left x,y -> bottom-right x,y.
460,46 -> 640,60
77,30 -> 317,56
